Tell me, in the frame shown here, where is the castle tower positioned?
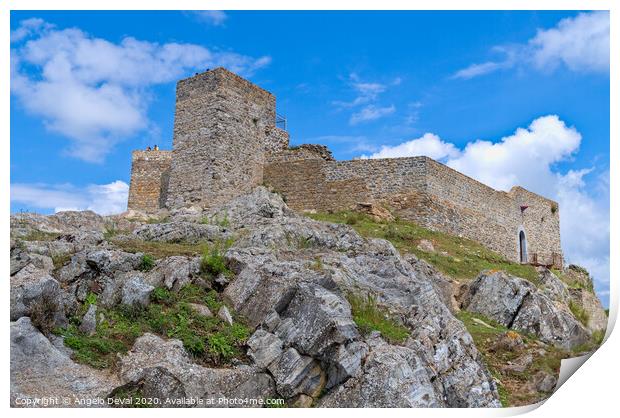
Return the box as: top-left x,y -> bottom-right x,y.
165,67 -> 279,209
127,150 -> 172,212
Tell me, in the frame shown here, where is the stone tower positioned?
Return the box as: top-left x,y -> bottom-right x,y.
127,150 -> 172,212
165,67 -> 277,209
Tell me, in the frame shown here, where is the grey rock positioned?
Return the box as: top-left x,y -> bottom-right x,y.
122,276 -> 154,307
119,333 -> 275,407
10,317 -> 119,407
511,292 -> 590,350
132,221 -> 228,244
319,336 -> 440,407
406,253 -> 460,313
460,271 -> 535,326
145,256 -> 200,290
10,249 -> 54,276
10,264 -> 67,327
247,329 -> 283,369
569,288 -> 608,333
79,304 -> 98,335
538,268 -> 570,304
324,341 -> 369,389
267,347 -> 326,399
217,305 -> 234,326
530,371 -> 557,393
275,283 -> 358,357
188,303 -> 213,317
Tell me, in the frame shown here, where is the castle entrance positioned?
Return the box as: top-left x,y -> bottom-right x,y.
519,231 -> 527,263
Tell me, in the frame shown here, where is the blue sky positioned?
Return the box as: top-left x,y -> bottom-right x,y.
10,11 -> 609,305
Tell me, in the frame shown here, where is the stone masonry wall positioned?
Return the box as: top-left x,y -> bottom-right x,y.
165,68 -> 276,208
127,150 -> 172,212
264,155 -> 562,267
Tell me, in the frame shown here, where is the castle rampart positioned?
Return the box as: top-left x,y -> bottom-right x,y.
127,68 -> 563,268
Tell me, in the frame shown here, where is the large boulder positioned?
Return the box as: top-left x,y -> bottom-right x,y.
118,333 -> 275,407
460,271 -> 535,326
319,334 -> 440,407
569,288 -> 608,333
10,264 -> 68,329
461,271 -> 591,350
145,256 -> 200,290
11,317 -> 119,407
538,268 -> 570,304
131,221 -> 228,244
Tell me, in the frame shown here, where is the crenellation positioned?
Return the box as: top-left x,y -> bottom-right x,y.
127,68 -> 563,268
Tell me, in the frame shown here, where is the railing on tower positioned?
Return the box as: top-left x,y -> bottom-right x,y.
276,113 -> 287,131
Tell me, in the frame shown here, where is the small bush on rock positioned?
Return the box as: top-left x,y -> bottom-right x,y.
347,293 -> 409,344
138,254 -> 155,272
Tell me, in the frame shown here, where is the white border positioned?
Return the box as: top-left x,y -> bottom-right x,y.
2,1 -> 617,417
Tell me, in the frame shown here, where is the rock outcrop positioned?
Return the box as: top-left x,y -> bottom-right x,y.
11,187 -> 604,408
460,271 -> 591,350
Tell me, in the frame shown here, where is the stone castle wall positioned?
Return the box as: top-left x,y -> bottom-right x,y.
127,68 -> 562,267
127,150 -> 172,212
165,68 -> 276,208
264,155 -> 562,267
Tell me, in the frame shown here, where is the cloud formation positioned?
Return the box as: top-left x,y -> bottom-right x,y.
361,115 -> 609,299
11,180 -> 129,215
350,105 -> 396,125
362,133 -> 460,160
10,18 -> 270,162
333,73 -> 398,125
190,11 -> 228,26
453,12 -> 609,79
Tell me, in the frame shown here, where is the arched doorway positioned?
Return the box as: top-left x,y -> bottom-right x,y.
519,230 -> 527,263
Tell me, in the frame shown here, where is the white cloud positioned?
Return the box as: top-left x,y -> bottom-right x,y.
190,11 -> 228,26
530,11 -> 609,73
333,73 -> 388,108
452,60 -> 510,80
453,11 -> 609,79
11,181 -> 129,215
10,18 -> 270,162
362,133 -> 460,160
10,18 -> 53,42
350,105 -> 395,125
358,115 -> 609,300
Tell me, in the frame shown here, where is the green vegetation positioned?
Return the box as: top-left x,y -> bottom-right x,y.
55,284 -> 249,369
201,247 -> 230,278
104,225 -> 120,240
457,311 -> 570,407
138,254 -> 155,272
51,252 -> 72,270
111,239 -> 204,259
200,212 -> 230,228
347,293 -> 409,344
21,230 -> 60,242
568,300 -> 590,327
308,211 -> 539,284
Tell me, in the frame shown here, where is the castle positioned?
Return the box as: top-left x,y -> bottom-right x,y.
127,68 -> 563,268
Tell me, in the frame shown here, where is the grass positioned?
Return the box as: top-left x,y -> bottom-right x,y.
568,300 -> 590,327
200,212 -> 230,228
347,293 -> 409,344
51,252 -> 72,270
456,311 -> 570,407
137,254 -> 155,272
308,211 -> 539,284
21,230 -> 60,242
111,238 -> 205,259
55,284 -> 249,369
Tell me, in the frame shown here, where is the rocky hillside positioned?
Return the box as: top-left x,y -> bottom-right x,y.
10,188 -> 607,408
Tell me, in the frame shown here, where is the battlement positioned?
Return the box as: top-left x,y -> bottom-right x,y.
126,69 -> 563,268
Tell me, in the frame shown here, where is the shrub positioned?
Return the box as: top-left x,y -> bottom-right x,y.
138,254 -> 155,272
207,332 -> 236,363
151,287 -> 172,304
347,293 -> 409,344
200,246 -> 230,278
569,300 -> 590,327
